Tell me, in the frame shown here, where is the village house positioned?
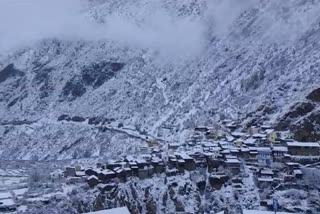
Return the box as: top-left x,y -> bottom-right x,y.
259,168 -> 274,179
293,169 -> 303,179
66,177 -> 84,184
225,135 -> 235,143
265,129 -> 279,142
260,125 -> 272,130
65,167 -> 76,177
189,151 -> 207,167
176,159 -> 185,173
257,176 -> 273,188
209,174 -> 229,190
257,147 -> 272,166
252,133 -> 267,139
114,167 -> 126,182
272,146 -> 289,162
202,142 -> 219,152
98,169 -> 116,183
139,146 -> 150,154
87,175 -> 99,188
136,158 -> 148,169
239,147 -> 250,159
224,156 -> 241,174
230,148 -> 240,156
106,160 -> 121,170
248,126 -> 259,135
285,162 -> 300,173
85,168 -> 100,178
201,143 -> 220,158
168,143 -> 181,151
151,157 -> 165,173
168,155 -> 178,169
243,138 -> 257,147
231,131 -> 246,139
225,121 -> 238,130
221,149 -> 231,157
286,142 -> 320,156
175,152 -> 196,171
195,126 -> 208,132
234,139 -> 243,147
83,207 -> 130,214
138,166 -> 149,179
130,163 -> 139,177
248,147 -> 258,159
75,170 -> 86,177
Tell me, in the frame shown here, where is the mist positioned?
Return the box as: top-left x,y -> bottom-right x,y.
0,0 -> 207,60
0,0 -> 318,60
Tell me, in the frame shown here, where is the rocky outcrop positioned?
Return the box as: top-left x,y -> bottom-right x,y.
81,62 -> 124,88
276,96 -> 320,141
61,77 -> 87,100
307,88 -> 320,102
60,61 -> 124,101
293,111 -> 320,142
0,64 -> 25,83
276,102 -> 315,131
58,114 -> 71,121
71,116 -> 86,122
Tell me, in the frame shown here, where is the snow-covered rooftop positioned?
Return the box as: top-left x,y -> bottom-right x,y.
273,147 -> 288,152
257,147 -> 271,152
217,211 -> 292,214
287,142 -> 320,147
83,207 -> 130,214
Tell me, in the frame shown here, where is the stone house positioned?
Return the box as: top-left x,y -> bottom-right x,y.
249,147 -> 258,159
138,167 -> 149,179
151,158 -> 165,173
176,152 -> 196,171
243,138 -> 257,147
286,142 -> 320,156
239,148 -> 250,159
272,146 -> 288,162
65,167 -> 76,177
114,167 -> 126,182
87,175 -> 99,188
98,170 -> 116,183
85,168 -> 100,177
224,157 -> 241,174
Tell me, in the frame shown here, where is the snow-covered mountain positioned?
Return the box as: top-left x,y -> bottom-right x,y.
1,0 -> 320,160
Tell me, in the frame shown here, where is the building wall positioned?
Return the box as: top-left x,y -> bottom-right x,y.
288,146 -> 320,156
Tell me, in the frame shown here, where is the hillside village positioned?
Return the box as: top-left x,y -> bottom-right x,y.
45,120 -> 320,214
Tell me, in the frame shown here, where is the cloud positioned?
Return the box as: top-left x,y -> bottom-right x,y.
205,0 -> 255,38
0,0 -> 207,60
0,0 -> 89,50
1,0 -> 316,61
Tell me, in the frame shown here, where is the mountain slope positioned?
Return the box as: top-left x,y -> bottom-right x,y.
1,0 -> 320,160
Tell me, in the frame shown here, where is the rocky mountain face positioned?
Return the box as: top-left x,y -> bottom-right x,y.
1,0 -> 320,160
275,88 -> 320,142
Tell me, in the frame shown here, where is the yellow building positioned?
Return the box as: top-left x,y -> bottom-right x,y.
267,131 -> 279,143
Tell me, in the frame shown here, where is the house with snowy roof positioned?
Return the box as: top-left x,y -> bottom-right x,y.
272,146 -> 289,162
87,175 -> 99,188
83,207 -> 130,214
224,156 -> 241,174
243,138 -> 257,147
257,147 -> 272,166
286,141 -> 320,156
